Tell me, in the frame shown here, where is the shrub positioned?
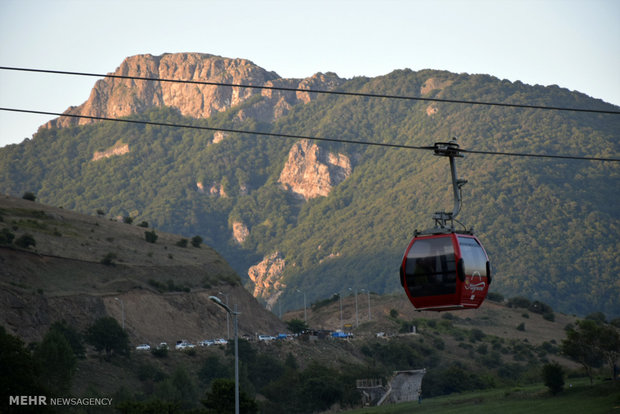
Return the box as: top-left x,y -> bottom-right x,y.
543,312 -> 555,322
507,296 -> 531,309
22,192 -> 36,201
190,235 -> 202,248
122,216 -> 133,224
486,291 -> 504,302
101,252 -> 117,266
529,300 -> 553,315
137,221 -> 149,228
469,328 -> 485,342
516,323 -> 526,331
0,228 -> 15,244
15,234 -> 36,249
144,230 -> 158,243
542,362 -> 564,395
176,238 -> 188,247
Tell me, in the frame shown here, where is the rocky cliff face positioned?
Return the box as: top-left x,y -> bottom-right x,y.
278,139 -> 352,200
232,221 -> 249,244
247,252 -> 286,309
44,53 -> 344,129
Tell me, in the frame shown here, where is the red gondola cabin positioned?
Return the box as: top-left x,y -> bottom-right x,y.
400,232 -> 491,311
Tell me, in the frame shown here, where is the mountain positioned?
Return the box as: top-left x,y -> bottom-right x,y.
1,53 -> 618,318
43,52 -> 344,129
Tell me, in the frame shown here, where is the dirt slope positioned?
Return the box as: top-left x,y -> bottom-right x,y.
0,194 -> 285,344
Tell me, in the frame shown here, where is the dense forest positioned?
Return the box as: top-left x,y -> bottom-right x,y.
1,68 -> 618,317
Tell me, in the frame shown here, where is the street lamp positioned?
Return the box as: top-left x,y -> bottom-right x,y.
218,291 -> 230,340
335,292 -> 343,330
114,297 -> 125,330
348,288 -> 359,327
296,289 -> 307,322
209,296 -> 240,414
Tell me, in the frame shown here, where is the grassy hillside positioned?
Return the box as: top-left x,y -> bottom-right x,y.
0,194 -> 285,343
0,68 -> 618,318
346,380 -> 620,414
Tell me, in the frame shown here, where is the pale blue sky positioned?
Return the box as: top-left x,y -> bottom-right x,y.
1,0 -> 618,148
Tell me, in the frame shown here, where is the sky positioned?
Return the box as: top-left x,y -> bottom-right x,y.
0,0 -> 618,148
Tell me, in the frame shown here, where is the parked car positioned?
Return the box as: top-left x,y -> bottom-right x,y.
258,335 -> 276,342
175,340 -> 195,350
158,342 -> 169,350
199,339 -> 214,347
331,331 -> 353,339
214,338 -> 228,345
135,344 -> 151,351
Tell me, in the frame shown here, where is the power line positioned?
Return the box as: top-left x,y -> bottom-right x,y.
2,107 -> 618,163
2,66 -> 620,115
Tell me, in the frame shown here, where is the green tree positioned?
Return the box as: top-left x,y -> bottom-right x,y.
542,362 -> 564,395
286,318 -> 308,334
585,312 -> 607,324
191,235 -> 203,248
0,327 -> 45,411
33,329 -> 77,394
169,367 -> 199,410
596,323 -> 620,382
49,320 -> 85,358
145,230 -> 158,243
85,317 -> 129,359
561,320 -> 604,384
202,379 -> 258,414
22,191 -> 36,201
199,355 -> 231,385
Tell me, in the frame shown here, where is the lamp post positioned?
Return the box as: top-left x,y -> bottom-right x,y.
296,289 -> 307,323
218,291 -> 230,340
114,297 -> 125,330
209,296 -> 240,414
336,292 -> 343,330
348,288 -> 358,327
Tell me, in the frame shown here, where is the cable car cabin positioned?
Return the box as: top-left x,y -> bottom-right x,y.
400,232 -> 491,311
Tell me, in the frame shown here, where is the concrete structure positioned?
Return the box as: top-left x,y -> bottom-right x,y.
357,369 -> 426,406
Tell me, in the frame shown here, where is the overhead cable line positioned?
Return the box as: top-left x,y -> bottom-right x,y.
2,66 -> 619,115
2,107 -> 618,163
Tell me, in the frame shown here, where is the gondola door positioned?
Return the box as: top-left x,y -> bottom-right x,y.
455,235 -> 491,309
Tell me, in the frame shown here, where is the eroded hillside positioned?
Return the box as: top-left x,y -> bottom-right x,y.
0,194 -> 285,343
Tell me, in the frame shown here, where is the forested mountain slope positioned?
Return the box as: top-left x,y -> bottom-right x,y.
1,55 -> 618,317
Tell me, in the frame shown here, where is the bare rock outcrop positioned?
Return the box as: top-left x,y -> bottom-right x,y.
92,142 -> 129,161
43,53 -> 345,129
278,139 -> 352,200
232,221 -> 249,244
247,252 -> 286,309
